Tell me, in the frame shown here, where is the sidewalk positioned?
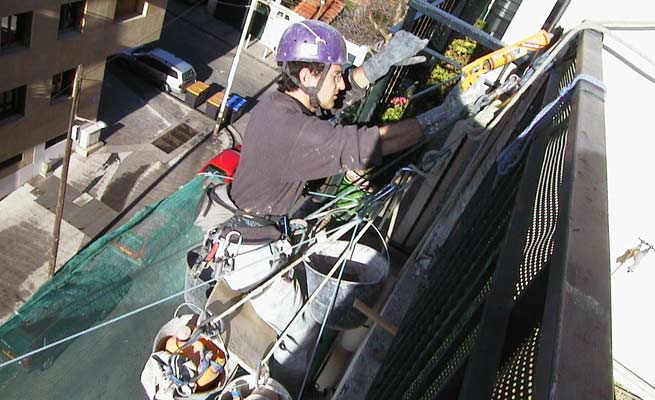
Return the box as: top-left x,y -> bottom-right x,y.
0,2 -> 281,323
0,104 -> 218,323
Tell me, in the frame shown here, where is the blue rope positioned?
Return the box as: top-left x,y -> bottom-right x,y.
496,74 -> 606,176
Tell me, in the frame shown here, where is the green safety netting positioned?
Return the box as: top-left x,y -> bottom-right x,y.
0,176 -> 209,400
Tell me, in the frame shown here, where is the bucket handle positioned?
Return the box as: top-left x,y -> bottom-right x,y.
369,223 -> 390,266
174,302 -> 205,319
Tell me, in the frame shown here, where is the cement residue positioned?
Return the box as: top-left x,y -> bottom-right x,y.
101,164 -> 150,211
85,152 -> 129,199
0,187 -> 87,323
0,221 -> 51,323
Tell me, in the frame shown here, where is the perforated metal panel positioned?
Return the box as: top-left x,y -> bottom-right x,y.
419,327 -> 480,400
365,135 -> 527,399
401,280 -> 492,400
491,326 -> 541,400
514,122 -> 568,299
363,29 -> 611,400
513,58 -> 577,299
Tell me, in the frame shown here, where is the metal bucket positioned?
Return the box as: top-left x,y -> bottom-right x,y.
303,241 -> 389,330
185,246 -> 215,310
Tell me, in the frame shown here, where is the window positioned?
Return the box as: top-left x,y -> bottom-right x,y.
46,133 -> 67,149
0,12 -> 32,51
115,0 -> 148,21
0,86 -> 26,120
51,68 -> 76,101
137,55 -> 175,76
0,153 -> 22,171
59,1 -> 85,34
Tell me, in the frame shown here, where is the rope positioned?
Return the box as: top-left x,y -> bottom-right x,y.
0,221 -> 355,370
305,141 -> 427,220
496,73 -> 606,175
298,221 -> 361,400
2,65 -> 480,371
6,54 -> 477,371
490,19 -> 655,178
259,213 -> 380,367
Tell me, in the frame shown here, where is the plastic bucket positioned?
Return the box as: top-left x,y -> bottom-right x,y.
218,375 -> 291,400
149,305 -> 235,399
303,241 -> 389,330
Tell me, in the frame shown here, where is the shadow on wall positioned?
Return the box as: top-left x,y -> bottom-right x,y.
159,0 -> 240,82
96,0 -> 235,138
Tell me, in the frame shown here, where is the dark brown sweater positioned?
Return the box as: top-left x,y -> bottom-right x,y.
231,91 -> 381,217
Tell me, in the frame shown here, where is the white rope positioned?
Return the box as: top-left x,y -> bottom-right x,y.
496,73 -> 606,175
305,142 -> 427,220
260,214 -> 378,366
369,220 -> 391,265
199,172 -> 232,181
0,284 -> 192,369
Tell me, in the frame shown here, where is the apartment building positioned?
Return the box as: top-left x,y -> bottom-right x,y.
0,0 -> 167,198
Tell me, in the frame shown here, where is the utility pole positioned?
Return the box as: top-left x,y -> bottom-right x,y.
48,64 -> 83,277
213,0 -> 258,135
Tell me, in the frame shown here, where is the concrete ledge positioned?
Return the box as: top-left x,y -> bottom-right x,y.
74,141 -> 105,158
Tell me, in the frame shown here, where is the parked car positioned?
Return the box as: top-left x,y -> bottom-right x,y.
116,46 -> 196,94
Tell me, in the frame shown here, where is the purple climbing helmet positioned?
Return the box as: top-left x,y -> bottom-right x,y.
276,20 -> 348,65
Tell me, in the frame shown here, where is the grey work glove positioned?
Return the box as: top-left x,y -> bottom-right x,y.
362,31 -> 429,83
417,78 -> 488,139
450,100 -> 502,141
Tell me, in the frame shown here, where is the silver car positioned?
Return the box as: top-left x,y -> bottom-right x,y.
117,46 -> 197,94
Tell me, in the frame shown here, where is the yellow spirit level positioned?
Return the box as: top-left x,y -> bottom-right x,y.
460,30 -> 553,90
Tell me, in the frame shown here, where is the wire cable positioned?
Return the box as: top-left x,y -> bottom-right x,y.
297,222 -> 360,400
259,211 -> 382,367
0,156 -> 423,372
0,221 -> 355,369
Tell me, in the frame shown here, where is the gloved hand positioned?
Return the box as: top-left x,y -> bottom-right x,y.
443,77 -> 489,116
450,100 -> 502,141
416,78 -> 488,139
362,31 -> 429,83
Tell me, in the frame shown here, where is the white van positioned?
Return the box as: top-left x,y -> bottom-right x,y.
118,47 -> 197,94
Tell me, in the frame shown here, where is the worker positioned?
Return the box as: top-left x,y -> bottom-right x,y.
213,20 -> 491,394
230,21 -> 485,218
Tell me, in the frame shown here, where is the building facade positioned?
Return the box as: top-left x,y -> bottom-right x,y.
0,0 -> 167,198
207,0 -> 368,66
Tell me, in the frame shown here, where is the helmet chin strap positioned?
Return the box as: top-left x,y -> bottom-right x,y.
283,62 -> 332,110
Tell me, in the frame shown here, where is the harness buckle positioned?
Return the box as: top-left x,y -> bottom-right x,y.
220,231 -> 242,274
